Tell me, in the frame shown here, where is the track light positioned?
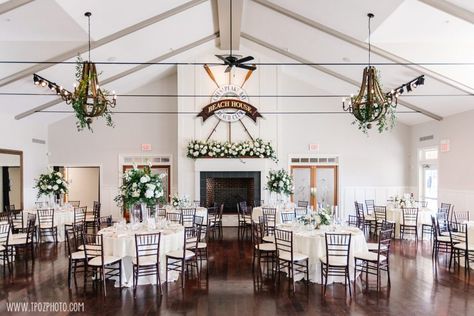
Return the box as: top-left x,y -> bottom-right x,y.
406,84 -> 412,92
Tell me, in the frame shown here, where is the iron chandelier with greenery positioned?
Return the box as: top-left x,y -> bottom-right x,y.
33,12 -> 116,131
342,13 -> 425,133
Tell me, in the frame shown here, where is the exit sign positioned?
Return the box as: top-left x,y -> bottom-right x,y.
141,144 -> 152,151
309,144 -> 319,152
440,140 -> 450,152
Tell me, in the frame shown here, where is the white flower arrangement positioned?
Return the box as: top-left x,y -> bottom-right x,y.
171,193 -> 189,208
298,208 -> 331,228
114,165 -> 166,209
34,168 -> 68,198
266,169 -> 293,196
186,138 -> 278,162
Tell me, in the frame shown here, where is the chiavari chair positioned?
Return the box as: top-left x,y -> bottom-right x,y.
400,208 -> 419,241
252,218 -> 276,285
281,212 -> 295,223
365,200 -> 375,215
0,222 -> 11,276
431,215 -> 451,263
297,201 -> 309,208
320,233 -> 352,297
65,228 -> 86,289
180,208 -> 196,227
68,201 -> 81,207
166,212 -> 181,224
454,211 -> 470,223
37,209 -> 58,243
133,232 -> 162,298
294,207 -> 308,219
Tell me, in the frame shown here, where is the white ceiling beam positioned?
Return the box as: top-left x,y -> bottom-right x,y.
217,0 -> 243,50
252,0 -> 474,94
0,0 -> 33,15
0,0 -> 208,88
14,33 -> 219,120
419,0 -> 474,24
241,32 -> 443,121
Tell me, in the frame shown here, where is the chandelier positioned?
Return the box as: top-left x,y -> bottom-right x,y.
33,12 -> 116,131
342,13 -> 424,132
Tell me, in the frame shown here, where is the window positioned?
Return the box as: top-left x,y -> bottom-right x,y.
418,147 -> 438,209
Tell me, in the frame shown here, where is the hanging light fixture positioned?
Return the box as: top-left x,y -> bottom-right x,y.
342,14 -> 425,133
33,12 -> 116,131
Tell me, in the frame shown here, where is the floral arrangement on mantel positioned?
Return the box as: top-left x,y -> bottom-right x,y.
34,168 -> 68,199
298,208 -> 332,228
186,138 -> 278,162
266,169 -> 294,196
171,193 -> 190,208
114,164 -> 166,211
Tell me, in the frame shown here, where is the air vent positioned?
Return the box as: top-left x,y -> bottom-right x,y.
289,155 -> 339,165
32,138 -> 46,144
122,155 -> 171,165
419,135 -> 434,142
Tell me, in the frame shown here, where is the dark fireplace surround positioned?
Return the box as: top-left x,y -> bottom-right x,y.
200,171 -> 261,213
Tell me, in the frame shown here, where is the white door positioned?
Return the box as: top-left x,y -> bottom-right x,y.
421,164 -> 438,210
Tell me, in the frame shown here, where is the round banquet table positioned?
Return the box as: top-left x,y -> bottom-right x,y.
385,206 -> 436,239
98,222 -> 184,287
276,224 -> 368,284
252,206 -> 297,224
164,206 -> 208,224
22,207 -> 75,242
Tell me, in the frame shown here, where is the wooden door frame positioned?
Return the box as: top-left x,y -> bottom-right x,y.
122,165 -> 171,202
290,165 -> 338,207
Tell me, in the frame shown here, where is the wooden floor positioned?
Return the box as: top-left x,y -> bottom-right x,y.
1,228 -> 473,315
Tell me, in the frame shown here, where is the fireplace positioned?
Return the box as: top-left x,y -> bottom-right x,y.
200,171 -> 261,213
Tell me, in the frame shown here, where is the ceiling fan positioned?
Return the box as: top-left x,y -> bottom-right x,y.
215,0 -> 256,73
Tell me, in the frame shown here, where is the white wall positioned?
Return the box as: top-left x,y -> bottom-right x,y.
48,74 -> 178,218
0,115 -> 49,209
411,109 -> 474,214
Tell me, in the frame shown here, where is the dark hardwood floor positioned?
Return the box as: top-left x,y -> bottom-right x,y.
1,228 -> 473,315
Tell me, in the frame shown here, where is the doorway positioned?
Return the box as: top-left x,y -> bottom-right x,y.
56,166 -> 100,210
291,166 -> 338,208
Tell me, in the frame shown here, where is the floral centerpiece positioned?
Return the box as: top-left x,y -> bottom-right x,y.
298,208 -> 331,229
114,164 -> 166,221
34,168 -> 68,199
266,169 -> 293,196
187,138 -> 278,162
171,193 -> 190,208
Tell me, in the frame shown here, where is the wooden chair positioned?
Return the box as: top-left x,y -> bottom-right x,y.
193,216 -> 209,274
262,208 -> 277,243
355,202 -> 373,236
440,203 -> 452,220
281,212 -> 295,223
0,222 -> 11,276
431,216 -> 451,263
65,228 -> 86,289
133,232 -> 162,298
156,208 -> 166,219
68,201 -> 81,207
85,202 -> 100,232
99,215 -> 113,229
416,200 -> 428,208
274,229 -> 309,293
354,229 -> 392,293
365,200 -> 375,215
180,208 -> 196,227
253,200 -> 264,207
83,233 -> 122,296
367,220 -> 394,252
448,221 -> 473,274
166,212 -> 181,224
64,207 -> 86,244
454,211 -> 470,223
37,209 -> 58,243
294,207 -> 308,219
165,226 -> 199,288
347,214 -> 358,227
373,206 -> 389,235
8,210 -> 23,234
237,202 -> 252,239
7,213 -> 36,264
320,233 -> 352,297
252,218 -> 276,284
297,201 -> 309,208
400,208 -> 418,241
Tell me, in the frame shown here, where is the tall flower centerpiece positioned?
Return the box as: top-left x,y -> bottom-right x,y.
34,168 -> 68,206
114,164 -> 166,222
266,169 -> 293,204
298,207 -> 331,229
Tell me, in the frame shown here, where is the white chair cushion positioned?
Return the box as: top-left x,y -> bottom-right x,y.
197,242 -> 207,249
262,235 -> 275,243
437,235 -> 451,242
166,249 -> 195,259
453,243 -> 474,251
11,233 -> 27,239
71,251 -> 86,260
8,238 -> 28,246
256,243 -> 276,252
279,251 -> 308,262
39,224 -> 57,228
0,245 -> 5,251
133,255 -> 157,266
367,242 -> 388,251
354,251 -> 387,262
366,216 -> 376,221
88,255 -> 121,266
319,255 -> 348,266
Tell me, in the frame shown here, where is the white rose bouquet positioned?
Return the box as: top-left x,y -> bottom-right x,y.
298,208 -> 331,228
34,168 -> 68,198
114,165 -> 166,209
266,169 -> 293,196
171,193 -> 189,208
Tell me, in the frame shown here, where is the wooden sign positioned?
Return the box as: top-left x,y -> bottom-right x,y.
197,99 -> 262,122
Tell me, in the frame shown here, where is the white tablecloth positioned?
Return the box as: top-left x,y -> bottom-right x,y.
277,224 -> 368,284
165,206 -> 208,224
386,207 -> 435,238
23,207 -> 75,242
252,206 -> 296,224
98,223 -> 184,287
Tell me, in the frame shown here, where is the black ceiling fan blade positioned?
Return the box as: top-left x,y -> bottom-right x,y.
224,65 -> 233,73
236,56 -> 254,64
237,64 -> 257,71
215,55 -> 228,62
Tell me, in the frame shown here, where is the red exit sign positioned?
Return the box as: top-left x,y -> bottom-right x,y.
308,144 -> 319,152
141,144 -> 152,151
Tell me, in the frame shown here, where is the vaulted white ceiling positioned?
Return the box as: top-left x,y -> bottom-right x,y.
0,0 -> 472,126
